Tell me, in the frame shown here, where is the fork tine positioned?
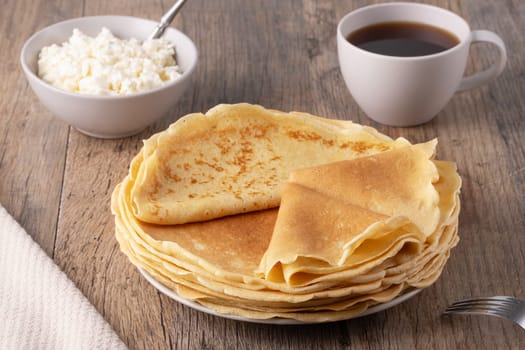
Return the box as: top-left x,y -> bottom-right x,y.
448,296 -> 523,307
445,304 -> 515,314
444,296 -> 525,330
446,299 -> 523,312
445,305 -> 513,314
444,308 -> 514,323
453,296 -> 517,302
446,300 -> 518,310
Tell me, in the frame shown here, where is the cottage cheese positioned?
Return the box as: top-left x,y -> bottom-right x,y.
37,27 -> 182,95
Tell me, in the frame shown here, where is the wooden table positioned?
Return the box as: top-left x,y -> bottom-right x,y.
2,0 -> 524,348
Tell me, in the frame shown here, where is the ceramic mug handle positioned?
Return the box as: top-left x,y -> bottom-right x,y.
457,30 -> 507,91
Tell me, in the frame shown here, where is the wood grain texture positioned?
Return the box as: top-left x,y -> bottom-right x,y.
1,0 -> 524,349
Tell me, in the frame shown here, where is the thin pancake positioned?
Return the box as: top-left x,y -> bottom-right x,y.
258,142 -> 445,283
130,103 -> 410,224
111,104 -> 462,322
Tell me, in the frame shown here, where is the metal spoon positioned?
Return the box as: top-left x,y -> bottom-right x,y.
148,0 -> 188,40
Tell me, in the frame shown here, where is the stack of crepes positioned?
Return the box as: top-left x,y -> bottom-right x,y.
112,103 -> 461,322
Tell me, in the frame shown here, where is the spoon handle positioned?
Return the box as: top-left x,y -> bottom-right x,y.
148,0 -> 188,40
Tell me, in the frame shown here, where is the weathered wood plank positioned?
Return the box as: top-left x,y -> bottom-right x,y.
0,1 -> 77,256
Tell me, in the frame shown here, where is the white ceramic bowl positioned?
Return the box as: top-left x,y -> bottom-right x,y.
20,16 -> 198,138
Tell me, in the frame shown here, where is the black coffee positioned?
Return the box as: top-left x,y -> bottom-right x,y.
346,21 -> 460,57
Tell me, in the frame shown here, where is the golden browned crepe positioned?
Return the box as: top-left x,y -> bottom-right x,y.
111,103 -> 462,322
257,141 -> 444,284
130,103 -> 410,225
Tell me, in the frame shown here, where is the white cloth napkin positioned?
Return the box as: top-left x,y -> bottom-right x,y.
0,204 -> 127,350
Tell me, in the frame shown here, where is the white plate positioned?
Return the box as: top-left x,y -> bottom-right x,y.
138,267 -> 423,325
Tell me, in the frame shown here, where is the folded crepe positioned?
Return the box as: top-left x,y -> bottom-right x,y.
257,141 -> 459,285
130,103 -> 410,225
112,103 -> 462,322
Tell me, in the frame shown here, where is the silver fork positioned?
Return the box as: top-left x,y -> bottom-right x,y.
444,296 -> 525,330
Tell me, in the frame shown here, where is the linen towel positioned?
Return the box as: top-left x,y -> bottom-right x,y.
0,204 -> 127,350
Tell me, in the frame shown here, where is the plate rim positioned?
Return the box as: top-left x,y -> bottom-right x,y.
137,267 -> 423,325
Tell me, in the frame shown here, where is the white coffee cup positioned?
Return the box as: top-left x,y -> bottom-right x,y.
337,2 -> 507,126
